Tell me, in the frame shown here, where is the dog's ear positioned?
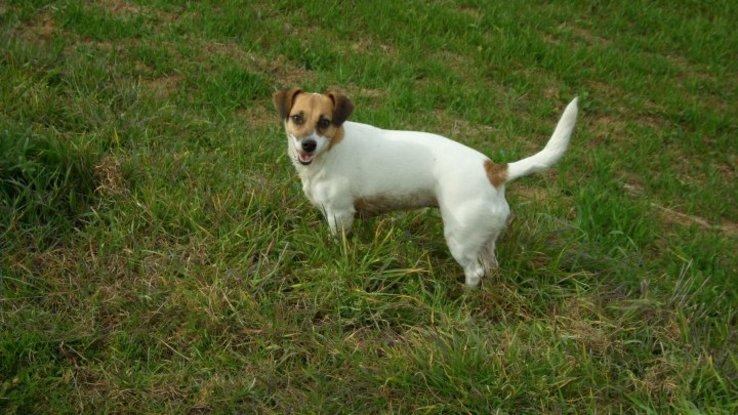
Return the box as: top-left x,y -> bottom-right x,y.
273,87 -> 302,120
327,92 -> 354,126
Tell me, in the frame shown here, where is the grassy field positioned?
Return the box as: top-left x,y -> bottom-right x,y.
1,0 -> 737,413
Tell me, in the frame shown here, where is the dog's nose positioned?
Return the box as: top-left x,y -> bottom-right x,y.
301,139 -> 317,153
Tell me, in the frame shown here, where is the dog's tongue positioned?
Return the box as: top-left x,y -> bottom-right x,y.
298,152 -> 312,162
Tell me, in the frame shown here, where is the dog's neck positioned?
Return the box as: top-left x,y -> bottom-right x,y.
290,147 -> 330,183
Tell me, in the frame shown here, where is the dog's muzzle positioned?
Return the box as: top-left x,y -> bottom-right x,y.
297,138 -> 318,165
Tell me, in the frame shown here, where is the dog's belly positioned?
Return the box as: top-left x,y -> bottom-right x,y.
354,191 -> 437,218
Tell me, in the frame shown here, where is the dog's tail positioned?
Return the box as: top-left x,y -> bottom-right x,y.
505,97 -> 578,183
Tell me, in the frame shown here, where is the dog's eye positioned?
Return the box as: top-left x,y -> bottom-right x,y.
317,118 -> 331,130
290,114 -> 304,124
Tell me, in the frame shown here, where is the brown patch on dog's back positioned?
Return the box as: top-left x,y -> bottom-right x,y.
484,160 -> 507,188
355,192 -> 437,218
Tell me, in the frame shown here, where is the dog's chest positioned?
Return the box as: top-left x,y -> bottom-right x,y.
300,178 -> 319,206
299,173 -> 333,208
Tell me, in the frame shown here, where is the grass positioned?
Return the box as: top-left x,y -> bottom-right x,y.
1,0 -> 737,413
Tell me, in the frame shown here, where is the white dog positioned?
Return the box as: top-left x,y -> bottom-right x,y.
273,88 -> 578,287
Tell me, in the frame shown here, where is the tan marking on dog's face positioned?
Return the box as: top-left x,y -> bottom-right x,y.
354,193 -> 437,218
484,160 -> 508,188
284,93 -> 345,145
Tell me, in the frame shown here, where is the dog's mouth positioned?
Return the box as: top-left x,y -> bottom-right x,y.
297,151 -> 315,165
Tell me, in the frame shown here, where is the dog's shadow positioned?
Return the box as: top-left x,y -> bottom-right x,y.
339,208 -> 469,286
352,207 -> 446,250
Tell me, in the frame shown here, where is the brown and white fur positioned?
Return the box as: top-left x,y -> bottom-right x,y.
273,88 -> 578,287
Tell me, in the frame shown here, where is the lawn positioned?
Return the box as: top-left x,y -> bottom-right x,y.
1,0 -> 737,413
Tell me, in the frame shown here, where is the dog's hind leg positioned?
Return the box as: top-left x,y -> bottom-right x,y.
441,199 -> 509,287
479,235 -> 500,277
445,233 -> 485,287
441,205 -> 494,288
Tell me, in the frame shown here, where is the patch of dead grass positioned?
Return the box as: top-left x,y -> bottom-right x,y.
432,108 -> 497,140
195,39 -> 317,87
570,26 -> 612,46
99,0 -> 180,23
653,203 -> 738,236
349,37 -> 396,56
99,0 -> 141,14
235,104 -> 274,129
457,4 -> 483,20
203,41 -> 248,61
142,73 -> 184,98
588,114 -> 630,148
339,84 -> 388,108
10,11 -> 57,42
667,54 -> 717,82
621,182 -> 738,236
585,80 -> 626,101
271,62 -> 316,87
591,114 -> 628,133
511,185 -> 552,202
636,356 -> 686,402
94,154 -> 128,197
436,50 -> 476,79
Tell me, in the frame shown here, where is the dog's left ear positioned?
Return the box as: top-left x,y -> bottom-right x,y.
273,87 -> 303,120
327,92 -> 354,126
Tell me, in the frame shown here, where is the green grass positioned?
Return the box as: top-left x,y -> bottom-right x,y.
1,0 -> 737,413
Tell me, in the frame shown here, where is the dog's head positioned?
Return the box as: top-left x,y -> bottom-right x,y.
273,88 -> 354,166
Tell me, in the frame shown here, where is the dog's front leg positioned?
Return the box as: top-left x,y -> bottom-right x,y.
324,207 -> 355,237
322,205 -> 355,237
309,182 -> 355,237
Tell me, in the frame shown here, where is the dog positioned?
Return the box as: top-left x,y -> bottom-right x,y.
273,87 -> 578,287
